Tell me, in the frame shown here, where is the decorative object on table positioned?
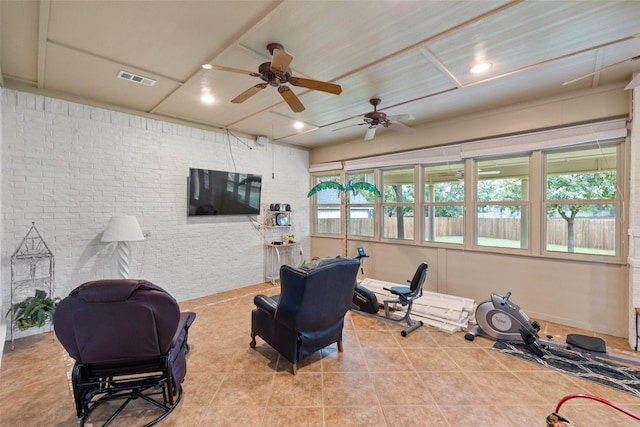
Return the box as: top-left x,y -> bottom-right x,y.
8,222 -> 55,347
101,215 -> 144,279
275,213 -> 289,226
269,203 -> 291,212
307,179 -> 382,256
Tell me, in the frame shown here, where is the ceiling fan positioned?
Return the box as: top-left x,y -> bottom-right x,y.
205,43 -> 342,113
335,98 -> 416,141
562,55 -> 640,89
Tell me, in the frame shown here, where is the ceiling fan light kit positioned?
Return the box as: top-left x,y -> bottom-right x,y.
208,43 -> 342,113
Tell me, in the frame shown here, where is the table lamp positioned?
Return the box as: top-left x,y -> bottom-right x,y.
101,215 -> 145,279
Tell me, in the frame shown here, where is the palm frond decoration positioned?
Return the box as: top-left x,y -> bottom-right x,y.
349,181 -> 382,198
307,180 -> 345,197
306,179 -> 382,257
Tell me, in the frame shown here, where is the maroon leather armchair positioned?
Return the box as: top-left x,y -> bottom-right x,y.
54,279 -> 195,427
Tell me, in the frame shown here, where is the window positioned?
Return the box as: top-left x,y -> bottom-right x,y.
347,171 -> 376,237
423,163 -> 464,243
476,156 -> 530,249
309,121 -> 626,263
382,168 -> 414,240
313,175 -> 341,235
544,143 -> 619,256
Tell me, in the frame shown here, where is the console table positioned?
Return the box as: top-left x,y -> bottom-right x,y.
264,242 -> 302,285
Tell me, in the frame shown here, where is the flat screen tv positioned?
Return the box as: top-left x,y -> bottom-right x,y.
188,168 -> 262,216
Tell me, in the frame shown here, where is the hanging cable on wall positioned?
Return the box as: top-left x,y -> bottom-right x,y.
271,89 -> 275,179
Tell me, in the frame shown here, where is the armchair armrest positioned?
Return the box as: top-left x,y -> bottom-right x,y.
254,294 -> 278,317
170,311 -> 196,349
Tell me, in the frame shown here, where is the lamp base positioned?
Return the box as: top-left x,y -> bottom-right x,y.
116,241 -> 132,279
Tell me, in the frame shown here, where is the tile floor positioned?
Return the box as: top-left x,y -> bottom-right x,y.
1,282 -> 640,427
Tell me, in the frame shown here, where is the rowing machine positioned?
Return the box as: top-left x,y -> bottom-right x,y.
465,291 -> 640,366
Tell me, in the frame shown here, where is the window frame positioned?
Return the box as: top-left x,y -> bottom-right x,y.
309,131 -> 627,264
310,173 -> 342,236
346,170 -> 377,239
473,154 -> 531,251
541,141 -> 623,261
381,166 -> 417,242
422,162 -> 465,245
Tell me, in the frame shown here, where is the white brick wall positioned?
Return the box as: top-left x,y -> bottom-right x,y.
1,89 -> 310,338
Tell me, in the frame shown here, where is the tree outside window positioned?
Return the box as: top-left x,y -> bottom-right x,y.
545,144 -> 619,256
423,163 -> 464,243
382,168 -> 414,240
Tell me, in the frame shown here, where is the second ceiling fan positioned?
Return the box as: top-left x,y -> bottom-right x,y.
336,98 -> 416,141
205,43 -> 342,113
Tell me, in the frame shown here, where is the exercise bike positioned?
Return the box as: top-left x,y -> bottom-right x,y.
465,291 -> 640,366
350,247 -> 428,337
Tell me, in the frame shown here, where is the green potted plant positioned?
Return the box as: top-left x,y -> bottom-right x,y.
6,289 -> 59,330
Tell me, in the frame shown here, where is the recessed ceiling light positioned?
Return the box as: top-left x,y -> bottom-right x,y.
470,62 -> 492,74
201,64 -> 213,70
200,94 -> 215,104
294,121 -> 304,129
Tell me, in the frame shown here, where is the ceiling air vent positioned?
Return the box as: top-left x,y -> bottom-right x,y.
117,70 -> 156,87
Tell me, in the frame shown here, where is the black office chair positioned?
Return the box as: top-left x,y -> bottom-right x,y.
382,262 -> 428,336
54,279 -> 196,427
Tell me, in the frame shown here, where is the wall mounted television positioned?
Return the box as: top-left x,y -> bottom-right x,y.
188,168 -> 262,216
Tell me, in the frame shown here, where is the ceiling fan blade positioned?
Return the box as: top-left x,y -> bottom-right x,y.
231,84 -> 267,104
387,121 -> 416,134
208,64 -> 261,78
333,123 -> 366,132
625,73 -> 640,90
270,48 -> 294,74
386,114 -> 415,121
289,77 -> 343,95
561,56 -> 638,86
364,126 -> 377,141
278,86 -> 305,112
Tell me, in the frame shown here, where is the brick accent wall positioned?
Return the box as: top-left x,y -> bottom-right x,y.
1,89 -> 310,335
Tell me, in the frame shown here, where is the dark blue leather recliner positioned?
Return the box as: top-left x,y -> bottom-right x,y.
250,257 -> 360,374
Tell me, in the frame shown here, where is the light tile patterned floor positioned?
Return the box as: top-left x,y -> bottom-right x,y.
1,282 -> 639,426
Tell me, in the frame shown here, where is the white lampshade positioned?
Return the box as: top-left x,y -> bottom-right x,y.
101,215 -> 145,242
